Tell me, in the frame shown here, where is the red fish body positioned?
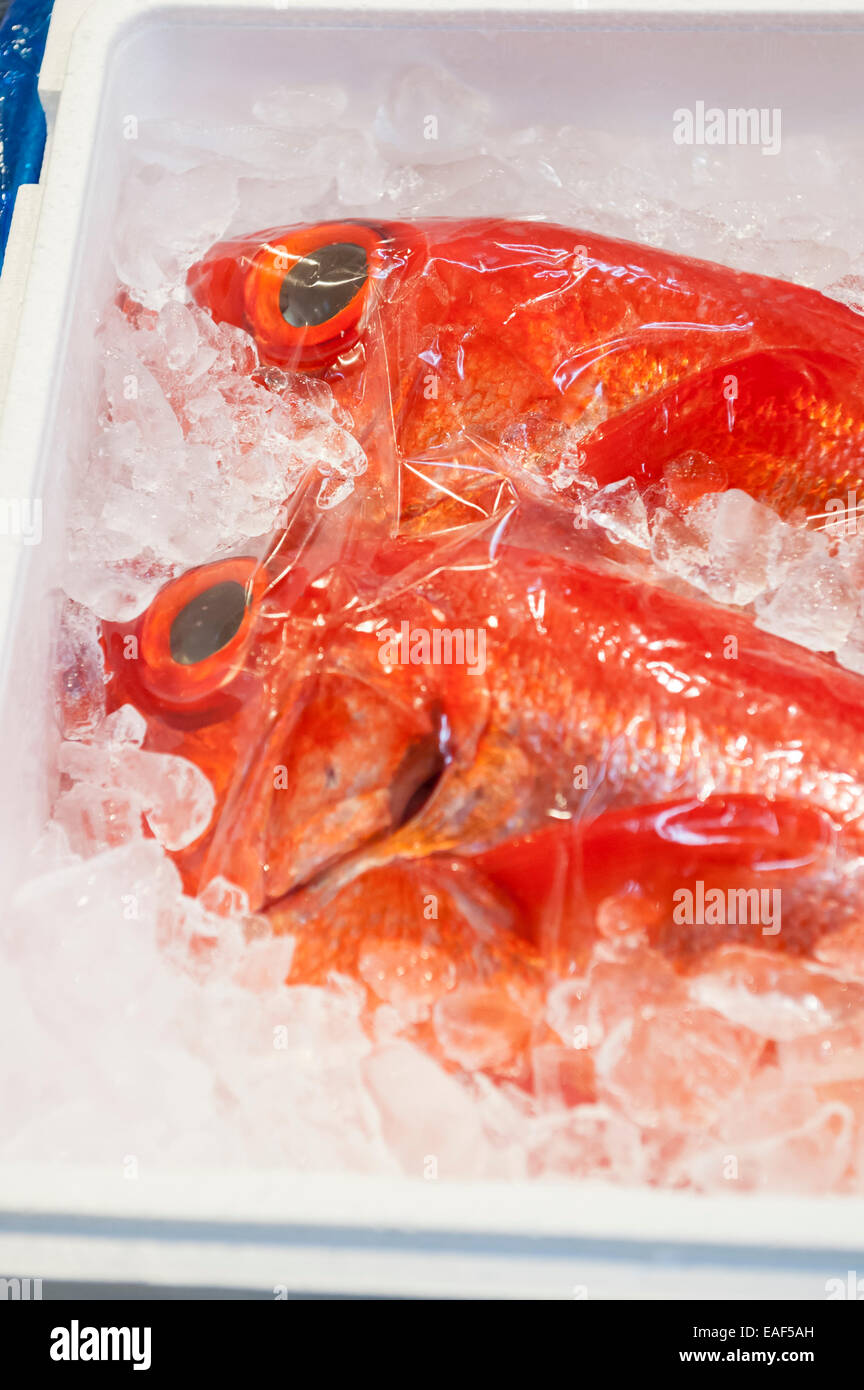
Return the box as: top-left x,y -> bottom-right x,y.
94,219 -> 864,1082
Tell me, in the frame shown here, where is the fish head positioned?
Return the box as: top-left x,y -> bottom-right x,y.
188,217 -> 440,539
186,218 -> 615,483
102,555 -> 489,911
186,218 -> 423,373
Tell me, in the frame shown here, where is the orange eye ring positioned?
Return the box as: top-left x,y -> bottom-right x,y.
136,558 -> 268,710
243,221 -> 383,368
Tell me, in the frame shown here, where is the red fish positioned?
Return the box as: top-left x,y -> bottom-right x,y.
103,534 -> 863,932
188,217 -> 864,526
95,220 -> 864,1082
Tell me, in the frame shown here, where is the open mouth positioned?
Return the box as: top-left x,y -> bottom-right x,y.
259,707 -> 452,912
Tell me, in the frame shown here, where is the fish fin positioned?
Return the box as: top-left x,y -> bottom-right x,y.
476,794 -> 837,902
581,349 -> 861,518
473,794 -> 840,966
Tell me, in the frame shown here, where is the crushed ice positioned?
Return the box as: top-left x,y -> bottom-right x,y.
64,302 -> 366,621
585,475 -> 864,668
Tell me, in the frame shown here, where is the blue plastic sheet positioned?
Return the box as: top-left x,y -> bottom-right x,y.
0,0 -> 53,267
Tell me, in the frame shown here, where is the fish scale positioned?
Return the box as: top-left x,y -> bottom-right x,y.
390,549 -> 864,859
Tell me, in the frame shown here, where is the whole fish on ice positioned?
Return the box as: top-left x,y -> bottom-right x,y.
94,219 -> 864,1076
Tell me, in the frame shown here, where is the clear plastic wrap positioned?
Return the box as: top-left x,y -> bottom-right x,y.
39,196 -> 864,1187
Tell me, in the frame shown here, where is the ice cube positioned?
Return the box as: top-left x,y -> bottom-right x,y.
199,876 -> 252,919
153,299 -> 201,372
530,1044 -> 595,1109
836,597 -> 864,674
316,473 -> 355,510
372,1004 -> 406,1044
596,1004 -> 764,1131
649,505 -> 712,589
545,977 -> 592,1050
324,131 -> 388,206
92,704 -> 147,748
527,1102 -> 644,1182
375,65 -> 492,164
778,1020 -> 864,1085
651,489 -> 808,606
678,1075 -> 853,1193
432,985 -> 532,1071
686,945 -> 864,1041
584,477 -> 651,549
57,741 -> 215,852
165,892 -> 246,977
588,943 -> 687,1041
61,557 -> 169,624
53,782 -> 145,856
112,163 -> 239,310
662,451 -> 728,511
11,840 -> 184,1038
595,893 -> 661,942
755,556 -> 857,651
232,935 -> 297,994
358,938 -> 456,1024
814,919 -> 864,981
824,272 -> 864,315
54,598 -> 107,740
251,83 -> 348,129
137,753 -> 216,850
702,490 -> 788,600
769,518 -> 831,584
589,946 -> 761,1129
363,1043 -> 489,1177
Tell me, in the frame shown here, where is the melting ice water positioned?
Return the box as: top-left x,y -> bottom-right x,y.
6,65 -> 864,1190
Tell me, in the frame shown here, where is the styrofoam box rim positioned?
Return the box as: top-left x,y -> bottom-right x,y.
4,0 -> 864,1295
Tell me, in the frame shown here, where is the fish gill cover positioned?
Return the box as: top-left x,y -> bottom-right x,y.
7,64 -> 864,1188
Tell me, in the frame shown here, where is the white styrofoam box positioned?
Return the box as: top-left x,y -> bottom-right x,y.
4,0 -> 864,1297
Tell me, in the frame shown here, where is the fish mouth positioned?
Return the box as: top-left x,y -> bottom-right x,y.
387,720 -> 449,830
260,706 -> 451,914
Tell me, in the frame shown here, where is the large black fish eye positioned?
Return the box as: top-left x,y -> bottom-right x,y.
170,581 -> 248,666
279,241 -> 368,328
